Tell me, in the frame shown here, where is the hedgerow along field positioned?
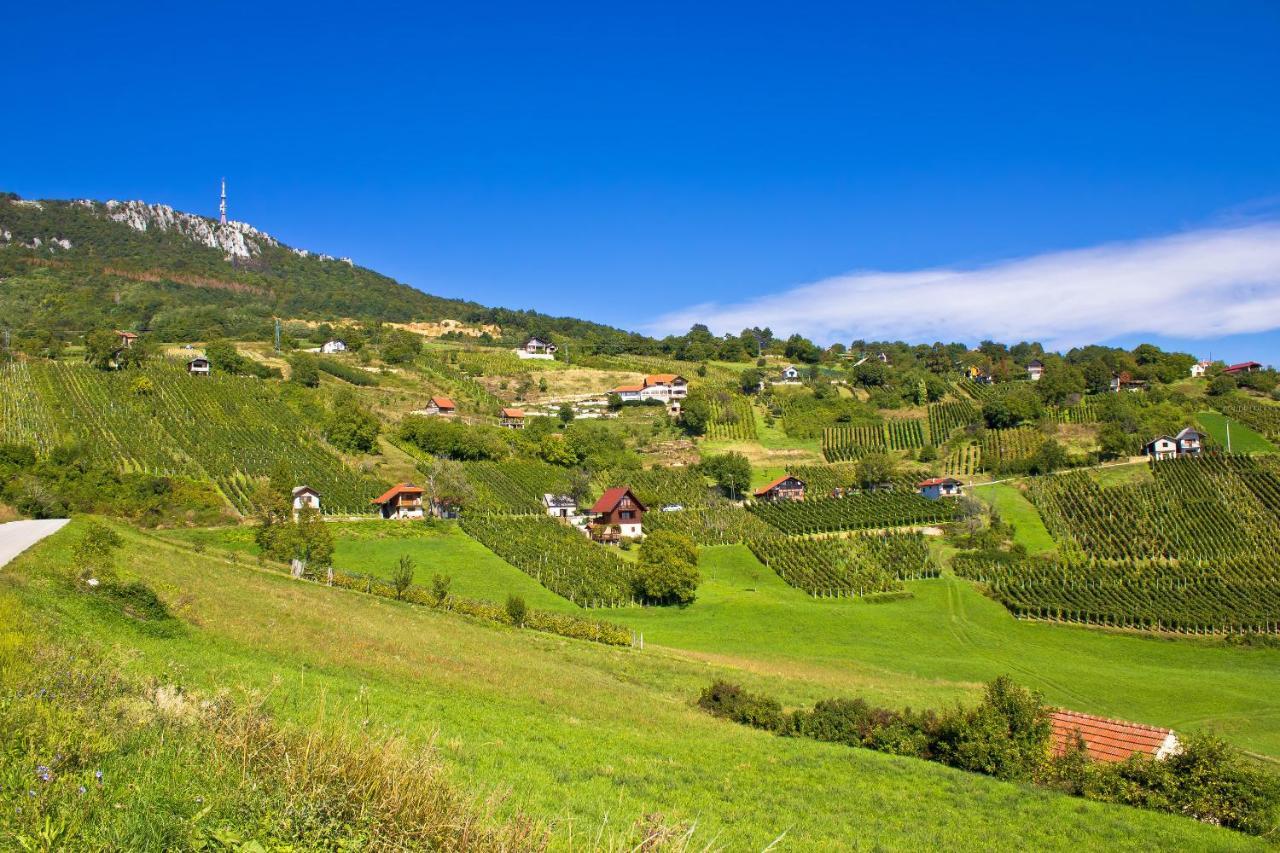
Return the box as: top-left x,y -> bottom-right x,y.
0,361 -> 381,514
7,522 -> 1268,850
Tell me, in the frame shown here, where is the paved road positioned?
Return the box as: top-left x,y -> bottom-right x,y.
0,519 -> 69,569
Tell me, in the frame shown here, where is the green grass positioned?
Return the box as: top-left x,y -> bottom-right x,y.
1199,411 -> 1278,454
972,482 -> 1057,555
4,520 -> 1270,850
1086,461 -> 1154,488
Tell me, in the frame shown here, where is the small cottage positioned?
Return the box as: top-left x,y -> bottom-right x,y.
187,356 -> 211,376
588,486 -> 646,540
754,475 -> 807,502
1189,360 -> 1211,378
1223,361 -> 1262,375
1110,372 -> 1148,393
1143,435 -> 1178,461
1174,427 -> 1203,457
422,396 -> 457,416
611,384 -> 645,403
917,477 -> 962,499
320,340 -> 347,354
1026,359 -> 1044,381
499,407 -> 525,428
1050,710 -> 1180,764
291,485 -> 321,520
543,493 -> 578,519
516,337 -> 557,360
777,365 -> 802,384
371,483 -> 425,520
116,330 -> 138,349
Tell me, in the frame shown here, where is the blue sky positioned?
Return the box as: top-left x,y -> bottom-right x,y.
5,1 -> 1280,364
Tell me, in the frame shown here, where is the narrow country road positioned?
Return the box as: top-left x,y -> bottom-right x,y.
0,519 -> 70,569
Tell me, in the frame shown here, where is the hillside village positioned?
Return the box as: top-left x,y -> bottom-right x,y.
3,193 -> 1280,848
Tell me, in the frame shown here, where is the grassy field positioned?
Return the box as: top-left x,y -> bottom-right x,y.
972,482 -> 1057,555
2,519 -> 1269,850
1199,411 -> 1278,454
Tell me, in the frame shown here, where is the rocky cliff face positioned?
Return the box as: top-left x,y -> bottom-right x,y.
92,199 -> 281,261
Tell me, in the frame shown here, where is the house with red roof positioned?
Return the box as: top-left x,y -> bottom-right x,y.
420,396 -> 457,416
499,407 -> 525,428
1223,361 -> 1263,375
588,486 -> 646,539
1049,709 -> 1181,764
610,383 -> 646,403
610,374 -> 688,404
917,477 -> 963,500
754,475 -> 806,502
116,330 -> 138,349
371,483 -> 425,520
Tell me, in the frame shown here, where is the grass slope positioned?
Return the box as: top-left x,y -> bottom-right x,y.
1199,411 -> 1278,454
972,482 -> 1057,555
2,520 -> 1266,850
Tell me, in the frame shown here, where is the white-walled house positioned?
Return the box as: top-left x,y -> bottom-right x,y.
187,356 -> 211,376
543,493 -> 578,519
776,365 -> 803,384
515,337 -> 557,360
917,477 -> 963,499
292,485 -> 321,519
320,340 -> 347,354
1174,427 -> 1203,457
1143,436 -> 1178,461
1027,360 -> 1044,381
1189,360 -> 1211,378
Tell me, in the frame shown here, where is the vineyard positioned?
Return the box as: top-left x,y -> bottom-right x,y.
927,400 -> 978,442
463,460 -> 577,513
1215,395 -> 1280,442
1048,398 -> 1099,424
980,427 -> 1045,470
0,361 -> 382,514
614,466 -> 712,509
704,391 -> 759,441
953,553 -> 1280,634
749,493 -> 958,534
643,504 -> 775,545
459,513 -> 637,606
749,531 -> 937,597
943,442 -> 982,478
957,377 -> 997,401
315,357 -> 379,386
821,418 -> 926,461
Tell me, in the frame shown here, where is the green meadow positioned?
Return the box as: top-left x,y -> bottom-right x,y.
4,519 -> 1272,850
1198,411 -> 1278,454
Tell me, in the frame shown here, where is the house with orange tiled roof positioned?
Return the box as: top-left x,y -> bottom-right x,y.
611,374 -> 688,404
419,396 -> 457,416
754,474 -> 806,502
116,330 -> 138,349
1049,710 -> 1180,764
371,483 -> 425,520
917,476 -> 962,499
499,407 -> 525,428
588,486 -> 646,540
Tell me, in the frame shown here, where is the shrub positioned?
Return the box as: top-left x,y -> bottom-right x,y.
431,573 -> 452,604
634,531 -> 700,605
391,554 -> 415,600
696,681 -> 785,731
506,594 -> 527,627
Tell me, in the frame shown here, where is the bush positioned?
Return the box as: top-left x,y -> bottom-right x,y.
696,681 -> 785,731
506,594 -> 527,627
634,531 -> 700,605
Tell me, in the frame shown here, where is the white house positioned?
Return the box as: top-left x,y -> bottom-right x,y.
515,337 -> 557,360
543,493 -> 578,519
1143,436 -> 1178,461
643,374 -> 688,400
776,365 -> 803,384
917,477 -> 963,500
1189,360 -> 1211,378
371,483 -> 425,520
320,340 -> 347,354
611,383 -> 645,402
1027,359 -> 1044,381
186,356 -> 211,376
292,485 -> 321,519
1174,427 -> 1203,457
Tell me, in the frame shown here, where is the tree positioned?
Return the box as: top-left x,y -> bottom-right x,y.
379,328 -> 423,364
856,453 -> 896,489
738,368 -> 764,394
116,335 -> 152,370
982,385 -> 1044,429
937,676 -> 1051,781
83,329 -> 121,370
566,467 -> 594,506
391,554 -> 415,600
557,403 -> 575,425
702,451 -> 751,499
289,354 -> 321,387
258,506 -> 334,572
431,573 -> 452,604
634,531 -> 700,605
679,391 -> 711,435
325,391 -> 381,453
73,521 -> 124,583
421,457 -> 474,515
1027,438 -> 1069,474
1208,374 -> 1238,396
506,594 -> 528,626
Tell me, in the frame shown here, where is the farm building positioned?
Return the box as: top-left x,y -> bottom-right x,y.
917,477 -> 963,499
643,374 -> 689,400
777,365 -> 803,384
420,396 -> 457,416
1174,427 -> 1203,456
291,485 -> 320,519
1049,710 -> 1180,764
543,493 -> 578,519
1189,360 -> 1211,378
1143,436 -> 1178,461
371,483 -> 425,520
875,351 -> 891,364
116,330 -> 138,349
186,356 -> 211,376
516,337 -> 557,360
588,486 -> 646,540
1223,361 -> 1262,375
754,475 -> 807,502
610,384 -> 645,402
499,407 -> 525,428
1026,359 -> 1044,381
1109,372 -> 1148,393
320,340 -> 347,354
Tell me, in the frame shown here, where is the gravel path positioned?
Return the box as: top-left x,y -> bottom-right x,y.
0,519 -> 69,569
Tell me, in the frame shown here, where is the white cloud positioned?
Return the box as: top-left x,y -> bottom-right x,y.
648,223 -> 1280,350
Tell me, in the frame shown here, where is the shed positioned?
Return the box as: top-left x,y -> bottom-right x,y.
1050,710 -> 1180,764
754,475 -> 807,502
917,477 -> 962,499
371,483 -> 425,520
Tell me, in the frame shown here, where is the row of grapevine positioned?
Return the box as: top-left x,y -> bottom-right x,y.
616,466 -> 712,509
459,513 -> 636,606
953,552 -> 1280,634
749,531 -> 937,597
315,357 -> 379,386
749,493 -> 958,534
1215,395 -> 1280,441
943,442 -> 982,478
928,400 -> 979,441
643,505 -> 776,545
957,378 -> 997,401
980,427 -> 1044,470
821,418 -> 927,461
463,460 -> 576,513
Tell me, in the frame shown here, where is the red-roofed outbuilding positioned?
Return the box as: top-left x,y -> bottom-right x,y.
1050,710 -> 1181,764
371,483 -> 425,520
753,475 -> 806,501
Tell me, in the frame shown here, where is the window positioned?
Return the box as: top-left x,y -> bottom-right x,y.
621,511 -> 634,520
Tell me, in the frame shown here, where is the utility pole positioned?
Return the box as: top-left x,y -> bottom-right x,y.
274,318 -> 282,352
1226,418 -> 1232,454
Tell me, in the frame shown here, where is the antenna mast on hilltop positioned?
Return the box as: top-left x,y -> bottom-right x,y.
219,178 -> 227,225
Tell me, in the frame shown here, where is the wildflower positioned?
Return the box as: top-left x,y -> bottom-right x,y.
36,765 -> 51,783
94,770 -> 103,783
78,786 -> 87,795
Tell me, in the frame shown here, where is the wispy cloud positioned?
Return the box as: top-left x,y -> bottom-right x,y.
649,223 -> 1280,350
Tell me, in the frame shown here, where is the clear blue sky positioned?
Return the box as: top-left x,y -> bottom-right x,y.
6,1 -> 1280,363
